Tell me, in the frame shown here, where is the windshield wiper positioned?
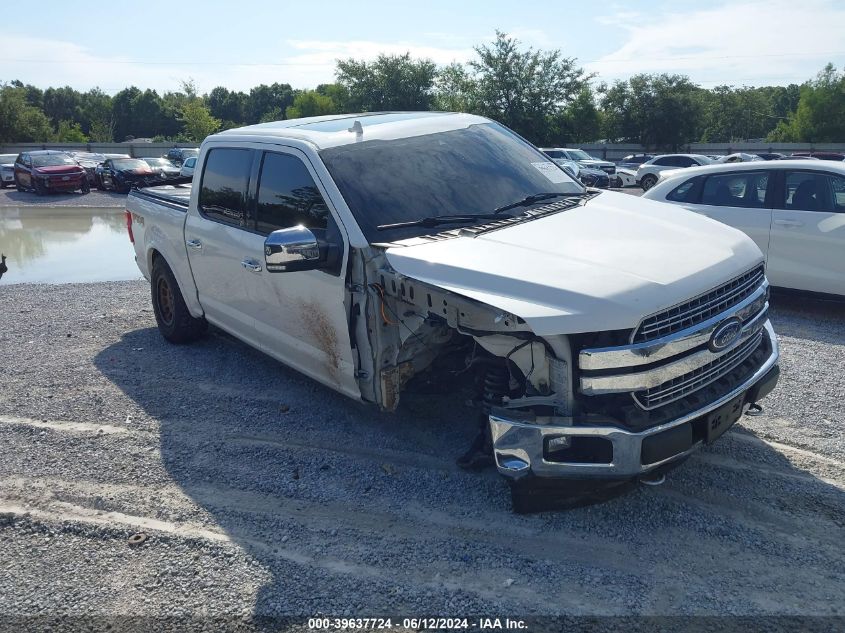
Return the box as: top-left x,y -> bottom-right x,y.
376,213 -> 507,231
493,192 -> 581,215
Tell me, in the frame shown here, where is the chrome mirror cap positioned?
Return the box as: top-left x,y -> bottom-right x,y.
264,226 -> 321,272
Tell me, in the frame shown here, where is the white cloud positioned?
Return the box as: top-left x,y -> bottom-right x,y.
588,0 -> 845,86
0,34 -> 478,94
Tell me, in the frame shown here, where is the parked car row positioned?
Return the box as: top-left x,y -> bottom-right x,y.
2,148 -> 198,196
642,159 -> 845,297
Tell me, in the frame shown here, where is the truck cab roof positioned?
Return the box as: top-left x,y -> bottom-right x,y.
213,111 -> 489,150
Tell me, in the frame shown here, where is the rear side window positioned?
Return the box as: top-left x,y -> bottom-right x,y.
654,156 -> 680,167
667,178 -> 698,202
255,152 -> 329,235
782,171 -> 841,213
198,148 -> 253,228
701,171 -> 769,208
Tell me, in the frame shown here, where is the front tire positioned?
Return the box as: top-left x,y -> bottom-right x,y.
640,174 -> 657,191
80,179 -> 90,194
34,179 -> 47,196
150,258 -> 207,344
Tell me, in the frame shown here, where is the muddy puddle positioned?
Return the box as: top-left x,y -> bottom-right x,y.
0,207 -> 142,285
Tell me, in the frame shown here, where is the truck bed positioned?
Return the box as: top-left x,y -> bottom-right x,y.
132,182 -> 192,211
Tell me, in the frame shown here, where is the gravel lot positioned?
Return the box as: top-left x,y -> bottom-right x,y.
0,281 -> 843,623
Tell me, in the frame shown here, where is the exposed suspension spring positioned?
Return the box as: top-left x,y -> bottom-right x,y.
482,363 -> 511,410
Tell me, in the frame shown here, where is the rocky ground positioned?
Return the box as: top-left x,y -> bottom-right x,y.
0,281 -> 843,625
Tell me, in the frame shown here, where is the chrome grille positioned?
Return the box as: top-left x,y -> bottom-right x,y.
633,331 -> 764,410
633,265 -> 765,343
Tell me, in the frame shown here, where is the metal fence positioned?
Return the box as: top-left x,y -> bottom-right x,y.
2,141 -> 845,161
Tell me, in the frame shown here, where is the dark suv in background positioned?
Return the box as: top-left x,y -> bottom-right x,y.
14,150 -> 89,195
164,147 -> 198,166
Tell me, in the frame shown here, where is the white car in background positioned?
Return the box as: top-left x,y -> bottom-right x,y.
0,154 -> 17,188
180,156 -> 197,177
636,154 -> 714,191
643,160 -> 845,297
716,153 -> 763,164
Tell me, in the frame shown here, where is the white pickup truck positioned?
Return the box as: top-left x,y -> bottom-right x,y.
126,112 -> 780,510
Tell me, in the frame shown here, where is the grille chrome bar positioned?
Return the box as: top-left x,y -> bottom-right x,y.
634,331 -> 764,409
634,265 -> 765,343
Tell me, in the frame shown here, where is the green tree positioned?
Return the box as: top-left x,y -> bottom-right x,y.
0,84 -> 54,142
55,120 -> 88,142
336,53 -> 438,111
601,73 -> 702,149
768,64 -> 845,142
434,63 -> 478,112
247,83 -> 295,123
468,31 -> 591,144
285,90 -> 338,119
42,86 -> 82,127
180,100 -> 220,142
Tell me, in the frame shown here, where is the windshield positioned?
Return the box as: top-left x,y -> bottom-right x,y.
113,159 -> 148,170
320,122 -> 583,242
568,149 -> 593,161
33,154 -> 76,167
180,149 -> 198,157
143,158 -> 169,166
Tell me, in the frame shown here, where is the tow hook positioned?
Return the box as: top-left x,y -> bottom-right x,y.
639,472 -> 666,486
745,403 -> 764,417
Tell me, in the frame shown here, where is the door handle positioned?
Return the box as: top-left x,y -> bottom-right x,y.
241,259 -> 262,273
773,219 -> 803,228
186,239 -> 202,250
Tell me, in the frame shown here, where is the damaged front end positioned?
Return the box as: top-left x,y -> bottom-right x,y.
346,248 -> 780,511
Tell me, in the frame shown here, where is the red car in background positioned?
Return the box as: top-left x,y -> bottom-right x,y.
14,150 -> 90,195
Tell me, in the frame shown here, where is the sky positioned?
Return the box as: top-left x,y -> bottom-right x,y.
2,0 -> 844,95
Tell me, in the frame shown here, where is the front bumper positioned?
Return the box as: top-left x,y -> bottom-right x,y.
490,321 -> 779,480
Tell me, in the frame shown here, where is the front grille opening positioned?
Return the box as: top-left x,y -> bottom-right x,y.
634,331 -> 764,409
544,436 -> 613,464
634,265 -> 765,343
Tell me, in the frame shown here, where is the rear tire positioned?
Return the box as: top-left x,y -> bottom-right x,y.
150,258 -> 207,344
641,174 -> 657,191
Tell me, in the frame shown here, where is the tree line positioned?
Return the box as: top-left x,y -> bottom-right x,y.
1,32 -> 843,148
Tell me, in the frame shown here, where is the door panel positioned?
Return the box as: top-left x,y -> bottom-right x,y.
684,170 -> 773,256
250,149 -> 359,398
185,214 -> 263,347
185,146 -> 262,346
768,170 -> 845,295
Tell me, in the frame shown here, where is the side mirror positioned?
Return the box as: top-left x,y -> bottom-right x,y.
264,226 -> 331,273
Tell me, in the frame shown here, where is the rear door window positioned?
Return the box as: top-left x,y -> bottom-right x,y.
701,171 -> 770,208
255,152 -> 330,235
781,171 -> 837,213
198,148 -> 254,228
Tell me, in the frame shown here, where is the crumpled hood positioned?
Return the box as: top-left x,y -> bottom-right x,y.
385,191 -> 763,335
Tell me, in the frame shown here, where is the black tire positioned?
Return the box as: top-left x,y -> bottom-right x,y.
150,258 -> 207,344
640,174 -> 657,191
81,179 -> 90,194
34,179 -> 47,196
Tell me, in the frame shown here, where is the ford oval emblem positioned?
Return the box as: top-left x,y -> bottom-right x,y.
709,317 -> 743,352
